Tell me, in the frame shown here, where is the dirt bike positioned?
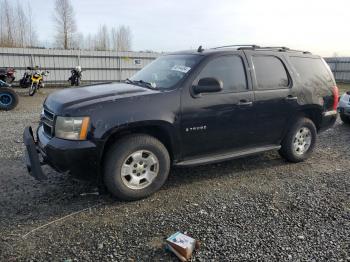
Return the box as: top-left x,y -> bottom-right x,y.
28,70 -> 49,96
0,80 -> 18,110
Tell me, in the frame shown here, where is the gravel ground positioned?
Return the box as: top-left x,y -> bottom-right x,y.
0,88 -> 349,261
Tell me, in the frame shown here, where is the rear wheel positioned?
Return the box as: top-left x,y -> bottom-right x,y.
0,88 -> 18,110
279,117 -> 317,163
104,134 -> 170,200
340,113 -> 350,124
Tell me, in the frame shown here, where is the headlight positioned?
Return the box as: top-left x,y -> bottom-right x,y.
55,116 -> 90,140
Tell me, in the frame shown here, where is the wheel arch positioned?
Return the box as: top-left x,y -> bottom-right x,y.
297,105 -> 323,131
100,120 -> 180,165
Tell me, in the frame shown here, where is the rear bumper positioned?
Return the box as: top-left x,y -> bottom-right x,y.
319,110 -> 337,132
23,125 -> 100,180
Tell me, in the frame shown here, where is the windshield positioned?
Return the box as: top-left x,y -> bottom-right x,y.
130,54 -> 203,89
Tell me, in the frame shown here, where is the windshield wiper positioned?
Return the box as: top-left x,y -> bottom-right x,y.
125,78 -> 134,84
125,78 -> 158,90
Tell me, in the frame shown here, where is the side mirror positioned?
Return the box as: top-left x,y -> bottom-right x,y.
193,77 -> 223,94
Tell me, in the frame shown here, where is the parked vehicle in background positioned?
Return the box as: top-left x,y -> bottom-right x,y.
19,67 -> 49,96
338,91 -> 350,124
20,67 -> 35,88
28,69 -> 49,96
0,67 -> 16,84
0,80 -> 18,110
24,45 -> 338,200
69,66 -> 82,86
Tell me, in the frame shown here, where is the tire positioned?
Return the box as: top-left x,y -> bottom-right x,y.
279,117 -> 317,163
19,78 -> 26,88
340,113 -> 350,124
0,87 -> 18,110
29,83 -> 37,96
104,134 -> 170,200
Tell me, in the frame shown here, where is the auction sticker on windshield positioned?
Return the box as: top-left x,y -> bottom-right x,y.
171,65 -> 191,73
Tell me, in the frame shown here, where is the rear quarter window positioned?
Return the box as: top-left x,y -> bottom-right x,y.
289,57 -> 333,87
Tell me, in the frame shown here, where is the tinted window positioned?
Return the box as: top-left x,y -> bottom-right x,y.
253,56 -> 289,90
197,56 -> 247,92
290,57 -> 333,86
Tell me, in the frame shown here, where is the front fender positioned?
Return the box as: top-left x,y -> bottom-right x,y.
99,120 -> 181,161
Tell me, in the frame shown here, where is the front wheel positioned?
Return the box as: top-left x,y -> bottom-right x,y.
29,83 -> 37,96
76,78 -> 81,86
279,117 -> 317,163
340,113 -> 350,124
0,88 -> 18,110
104,134 -> 170,200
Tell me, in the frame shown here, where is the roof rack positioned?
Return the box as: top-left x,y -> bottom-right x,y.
212,44 -> 261,50
211,45 -> 311,54
238,46 -> 311,54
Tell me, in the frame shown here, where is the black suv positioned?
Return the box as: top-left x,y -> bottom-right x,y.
24,45 -> 338,200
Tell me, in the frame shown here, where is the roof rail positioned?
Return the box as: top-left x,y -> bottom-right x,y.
238,45 -> 311,54
211,44 -> 261,50
210,44 -> 311,54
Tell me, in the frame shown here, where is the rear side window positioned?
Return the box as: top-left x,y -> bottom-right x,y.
289,57 -> 333,86
196,55 -> 247,93
252,56 -> 289,90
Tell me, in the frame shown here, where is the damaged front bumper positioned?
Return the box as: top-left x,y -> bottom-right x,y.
23,125 -> 101,181
23,126 -> 47,180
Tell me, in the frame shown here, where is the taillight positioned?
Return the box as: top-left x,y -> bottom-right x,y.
332,85 -> 339,110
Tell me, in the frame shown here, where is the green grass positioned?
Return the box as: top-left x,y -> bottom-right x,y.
337,83 -> 350,95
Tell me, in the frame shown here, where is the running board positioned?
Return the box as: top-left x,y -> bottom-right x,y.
175,145 -> 281,167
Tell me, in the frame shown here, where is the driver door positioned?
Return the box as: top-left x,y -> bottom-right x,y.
180,53 -> 257,158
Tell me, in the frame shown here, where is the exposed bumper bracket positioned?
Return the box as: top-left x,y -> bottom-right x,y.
23,126 -> 47,181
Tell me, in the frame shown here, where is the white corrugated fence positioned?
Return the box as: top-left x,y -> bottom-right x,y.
0,47 -> 159,85
325,57 -> 350,83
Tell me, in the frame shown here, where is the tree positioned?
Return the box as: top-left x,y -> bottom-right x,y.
26,1 -> 37,47
15,2 -> 28,47
83,33 -> 95,50
95,24 -> 109,51
114,25 -> 132,52
0,0 -> 14,47
0,0 -> 37,48
53,0 -> 77,49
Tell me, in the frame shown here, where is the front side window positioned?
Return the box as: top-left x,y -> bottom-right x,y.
130,54 -> 203,89
196,55 -> 247,93
253,56 -> 289,90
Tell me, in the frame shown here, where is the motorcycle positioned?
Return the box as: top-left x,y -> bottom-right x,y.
19,67 -> 35,88
0,80 -> 18,110
19,67 -> 49,96
68,66 -> 82,86
0,67 -> 16,84
28,69 -> 49,96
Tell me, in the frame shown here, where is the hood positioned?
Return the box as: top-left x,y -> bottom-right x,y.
45,82 -> 158,113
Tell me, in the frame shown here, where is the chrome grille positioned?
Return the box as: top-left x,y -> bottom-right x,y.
41,108 -> 55,137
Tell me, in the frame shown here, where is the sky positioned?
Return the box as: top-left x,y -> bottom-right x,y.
31,0 -> 350,56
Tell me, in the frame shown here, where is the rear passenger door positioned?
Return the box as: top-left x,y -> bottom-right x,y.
245,52 -> 297,145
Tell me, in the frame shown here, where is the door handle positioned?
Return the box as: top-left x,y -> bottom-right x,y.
238,100 -> 253,106
285,95 -> 298,101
